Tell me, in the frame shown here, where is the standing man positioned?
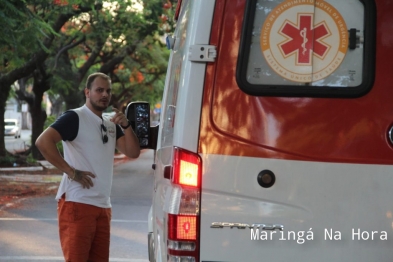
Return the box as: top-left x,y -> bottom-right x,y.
36,72 -> 140,261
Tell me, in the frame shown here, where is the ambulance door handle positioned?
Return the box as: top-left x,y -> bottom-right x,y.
163,165 -> 171,180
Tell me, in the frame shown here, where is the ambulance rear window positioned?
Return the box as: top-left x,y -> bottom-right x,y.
236,0 -> 376,98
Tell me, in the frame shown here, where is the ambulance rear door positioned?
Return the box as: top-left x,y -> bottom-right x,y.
198,0 -> 393,261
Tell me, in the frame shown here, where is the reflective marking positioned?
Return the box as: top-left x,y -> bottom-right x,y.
0,257 -> 147,262
0,218 -> 147,223
112,220 -> 148,223
0,218 -> 57,221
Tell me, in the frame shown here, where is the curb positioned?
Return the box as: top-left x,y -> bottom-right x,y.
0,174 -> 62,183
0,166 -> 44,172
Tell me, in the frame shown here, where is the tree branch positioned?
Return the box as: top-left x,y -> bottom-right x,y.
100,55 -> 126,74
53,35 -> 86,70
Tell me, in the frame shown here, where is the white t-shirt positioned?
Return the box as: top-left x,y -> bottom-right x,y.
54,105 -> 121,208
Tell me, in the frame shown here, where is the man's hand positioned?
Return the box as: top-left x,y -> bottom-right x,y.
110,107 -> 129,127
110,107 -> 140,159
71,169 -> 96,189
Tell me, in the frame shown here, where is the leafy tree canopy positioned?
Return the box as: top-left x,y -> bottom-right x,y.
0,0 -> 175,159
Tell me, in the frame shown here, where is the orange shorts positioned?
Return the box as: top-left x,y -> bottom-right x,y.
57,195 -> 112,262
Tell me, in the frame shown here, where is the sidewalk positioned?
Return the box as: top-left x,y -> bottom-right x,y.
0,154 -> 128,182
0,154 -> 131,212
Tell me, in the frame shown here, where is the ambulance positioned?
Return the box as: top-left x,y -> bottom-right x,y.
127,0 -> 393,261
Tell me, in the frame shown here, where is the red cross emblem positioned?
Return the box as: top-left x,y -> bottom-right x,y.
279,14 -> 330,64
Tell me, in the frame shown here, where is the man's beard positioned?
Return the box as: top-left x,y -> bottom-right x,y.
90,100 -> 108,112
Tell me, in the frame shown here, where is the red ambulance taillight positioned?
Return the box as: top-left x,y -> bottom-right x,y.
172,147 -> 200,187
174,0 -> 183,21
167,147 -> 201,262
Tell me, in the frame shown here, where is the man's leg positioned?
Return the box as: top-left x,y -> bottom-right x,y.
88,208 -> 111,261
58,197 -> 99,261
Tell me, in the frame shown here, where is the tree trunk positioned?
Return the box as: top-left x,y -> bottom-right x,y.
0,82 -> 12,158
64,90 -> 84,110
30,96 -> 46,160
30,70 -> 50,160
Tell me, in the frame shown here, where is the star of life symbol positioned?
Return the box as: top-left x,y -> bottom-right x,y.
280,14 -> 329,65
260,0 -> 348,83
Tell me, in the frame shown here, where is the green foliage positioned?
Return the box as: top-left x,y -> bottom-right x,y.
26,152 -> 37,165
44,115 -> 56,129
8,85 -> 16,100
1,0 -> 173,91
54,0 -> 172,110
111,35 -> 169,108
1,0 -> 173,159
0,0 -> 57,72
0,154 -> 16,167
45,115 -> 64,155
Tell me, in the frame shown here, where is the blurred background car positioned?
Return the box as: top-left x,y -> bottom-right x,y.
4,119 -> 21,138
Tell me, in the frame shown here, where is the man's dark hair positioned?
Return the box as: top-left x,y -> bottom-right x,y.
85,72 -> 111,90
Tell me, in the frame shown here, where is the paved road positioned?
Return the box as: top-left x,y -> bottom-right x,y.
0,150 -> 155,262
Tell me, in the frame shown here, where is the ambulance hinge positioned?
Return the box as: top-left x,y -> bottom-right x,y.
189,45 -> 217,62
349,28 -> 364,50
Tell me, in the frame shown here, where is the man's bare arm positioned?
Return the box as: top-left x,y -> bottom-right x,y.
35,127 -> 95,188
116,127 -> 141,158
111,108 -> 140,158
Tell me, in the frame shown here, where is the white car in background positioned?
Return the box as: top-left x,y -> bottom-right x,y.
4,119 -> 21,138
